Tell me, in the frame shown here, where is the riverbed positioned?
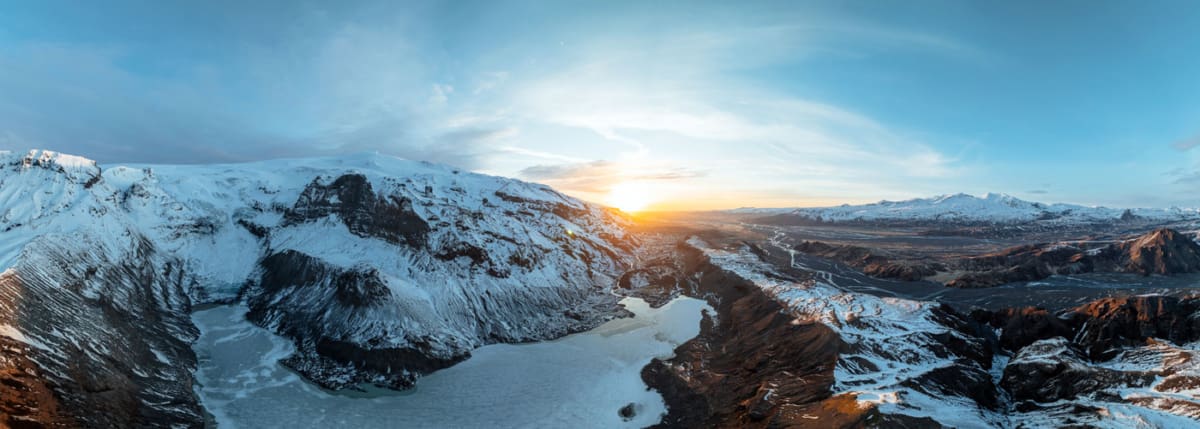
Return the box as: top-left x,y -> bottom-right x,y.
191,296 -> 710,428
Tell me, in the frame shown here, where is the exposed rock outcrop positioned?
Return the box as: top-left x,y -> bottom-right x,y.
1115,228 -> 1200,275
285,174 -> 430,248
641,245 -> 861,428
1067,296 -> 1200,360
0,234 -> 202,428
1001,338 -> 1156,403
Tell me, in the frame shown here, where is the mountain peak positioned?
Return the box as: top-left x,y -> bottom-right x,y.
1119,228 -> 1200,275
2,149 -> 101,183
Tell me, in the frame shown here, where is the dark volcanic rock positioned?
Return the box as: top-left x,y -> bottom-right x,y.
247,250 -> 456,390
642,244 -> 876,428
902,363 -> 999,410
1001,338 -> 1156,403
0,236 -> 203,428
977,307 -> 1074,352
979,295 -> 1200,361
618,403 -> 637,421
0,337 -> 72,428
285,174 -> 430,248
1067,295 -> 1200,360
1114,228 -> 1200,275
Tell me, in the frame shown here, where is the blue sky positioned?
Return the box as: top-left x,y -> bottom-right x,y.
1,0 -> 1198,209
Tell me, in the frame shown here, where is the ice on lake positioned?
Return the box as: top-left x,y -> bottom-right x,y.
191,297 -> 710,428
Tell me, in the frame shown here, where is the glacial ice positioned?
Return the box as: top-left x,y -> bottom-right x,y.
192,296 -> 710,429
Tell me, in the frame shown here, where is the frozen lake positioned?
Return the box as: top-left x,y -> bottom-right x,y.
191,296 -> 710,428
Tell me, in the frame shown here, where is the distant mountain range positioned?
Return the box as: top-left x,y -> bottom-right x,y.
733,193 -> 1200,225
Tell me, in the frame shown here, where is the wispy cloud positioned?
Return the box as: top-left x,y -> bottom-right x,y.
0,1 -> 989,208
520,160 -> 705,197
1174,134 -> 1200,151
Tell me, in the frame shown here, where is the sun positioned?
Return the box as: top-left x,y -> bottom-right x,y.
606,182 -> 654,213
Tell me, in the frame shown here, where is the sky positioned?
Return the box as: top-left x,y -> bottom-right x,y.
1,0 -> 1198,210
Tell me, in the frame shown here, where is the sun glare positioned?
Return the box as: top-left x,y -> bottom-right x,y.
606,182 -> 654,213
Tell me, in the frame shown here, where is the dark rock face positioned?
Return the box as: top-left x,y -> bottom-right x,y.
285,174 -> 430,248
0,235 -> 203,428
1115,228 -> 1200,275
246,246 -> 630,391
976,295 -> 1200,413
642,245 -> 873,428
1067,296 -> 1200,360
0,337 -> 72,428
246,250 -> 455,390
258,250 -> 391,308
975,307 -> 1073,352
1000,338 -> 1155,403
618,403 -> 638,421
901,364 -> 999,410
981,296 -> 1200,360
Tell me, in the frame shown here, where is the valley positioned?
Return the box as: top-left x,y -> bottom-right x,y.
3,150 -> 1200,428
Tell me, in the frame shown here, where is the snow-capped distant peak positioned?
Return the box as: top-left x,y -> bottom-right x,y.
730,192 -> 1200,225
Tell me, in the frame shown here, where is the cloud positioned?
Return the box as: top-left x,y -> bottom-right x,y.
430,84 -> 454,105
1171,171 -> 1200,186
1026,189 -> 1049,195
0,2 -> 985,208
519,160 -> 706,196
1165,166 -> 1200,197
520,160 -> 615,182
1174,134 -> 1200,151
318,112 -> 516,169
636,168 -> 707,181
480,22 -> 972,203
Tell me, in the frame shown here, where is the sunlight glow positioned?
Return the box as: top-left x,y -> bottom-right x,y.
606,182 -> 654,212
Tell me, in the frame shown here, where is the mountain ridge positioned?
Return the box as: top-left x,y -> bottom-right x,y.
0,148 -> 640,426
731,192 -> 1200,225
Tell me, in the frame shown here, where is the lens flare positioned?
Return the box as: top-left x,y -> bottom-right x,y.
606,182 -> 654,212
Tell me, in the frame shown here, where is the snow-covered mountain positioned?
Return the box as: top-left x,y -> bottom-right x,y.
741,193 -> 1200,225
0,149 -> 638,426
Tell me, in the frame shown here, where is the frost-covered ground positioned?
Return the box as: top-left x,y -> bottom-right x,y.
192,297 -> 710,429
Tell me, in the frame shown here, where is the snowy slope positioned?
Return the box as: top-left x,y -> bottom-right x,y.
687,237 -> 1005,427
740,193 -> 1200,225
685,236 -> 1200,427
0,149 -> 640,424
